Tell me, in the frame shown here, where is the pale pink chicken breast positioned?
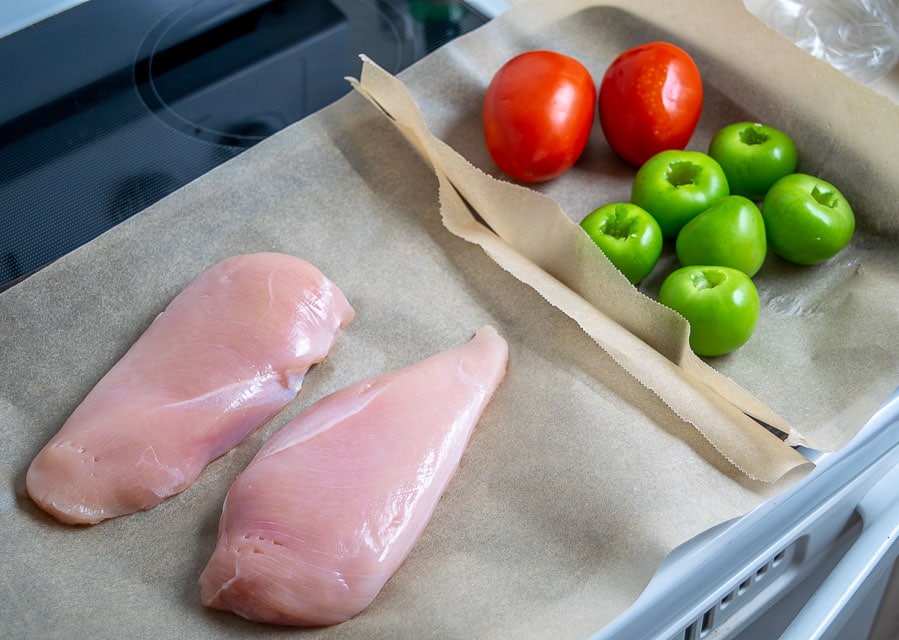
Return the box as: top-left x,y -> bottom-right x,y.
26,253 -> 355,525
199,326 -> 508,626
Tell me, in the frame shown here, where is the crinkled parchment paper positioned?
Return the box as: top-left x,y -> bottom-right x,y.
2,0 -> 896,638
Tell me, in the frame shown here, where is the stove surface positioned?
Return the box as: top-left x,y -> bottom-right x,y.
0,0 -> 493,289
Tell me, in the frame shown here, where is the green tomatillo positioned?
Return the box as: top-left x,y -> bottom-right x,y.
658,265 -> 760,357
761,173 -> 855,265
675,195 -> 767,277
631,150 -> 730,238
708,122 -> 798,200
580,202 -> 664,284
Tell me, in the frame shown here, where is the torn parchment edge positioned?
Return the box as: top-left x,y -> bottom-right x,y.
347,55 -> 811,482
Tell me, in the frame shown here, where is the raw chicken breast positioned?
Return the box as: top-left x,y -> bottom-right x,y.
199,326 -> 508,626
26,253 -> 355,525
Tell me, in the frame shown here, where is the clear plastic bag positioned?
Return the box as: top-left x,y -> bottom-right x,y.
755,0 -> 899,84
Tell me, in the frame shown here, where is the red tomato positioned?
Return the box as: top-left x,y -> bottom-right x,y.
483,50 -> 596,183
598,41 -> 703,166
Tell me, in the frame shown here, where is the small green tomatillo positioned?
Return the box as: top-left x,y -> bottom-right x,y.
580,202 -> 663,284
675,195 -> 767,277
658,265 -> 760,356
761,173 -> 855,265
708,122 -> 798,200
631,150 -> 730,238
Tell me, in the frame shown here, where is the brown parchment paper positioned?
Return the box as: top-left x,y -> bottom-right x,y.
1,1 -> 897,638
350,57 -> 810,483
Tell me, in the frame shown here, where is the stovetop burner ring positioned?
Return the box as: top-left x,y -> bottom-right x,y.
134,0 -> 408,148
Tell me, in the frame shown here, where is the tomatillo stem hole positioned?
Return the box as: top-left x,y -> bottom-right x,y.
739,126 -> 769,145
666,161 -> 701,187
811,185 -> 838,208
689,268 -> 727,290
600,204 -> 637,239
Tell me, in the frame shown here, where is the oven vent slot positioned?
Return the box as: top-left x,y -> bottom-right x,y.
676,539 -> 803,639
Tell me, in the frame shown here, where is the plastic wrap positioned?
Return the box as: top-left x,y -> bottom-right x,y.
756,0 -> 899,84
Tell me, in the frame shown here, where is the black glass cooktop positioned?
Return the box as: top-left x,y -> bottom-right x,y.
0,0 -> 492,289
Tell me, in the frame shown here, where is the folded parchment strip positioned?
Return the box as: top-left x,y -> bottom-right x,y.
349,56 -> 812,482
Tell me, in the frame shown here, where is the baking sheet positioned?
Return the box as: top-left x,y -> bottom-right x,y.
373,0 -> 899,458
2,0 -> 897,638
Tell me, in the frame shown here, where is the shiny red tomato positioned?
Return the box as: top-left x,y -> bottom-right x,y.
483,50 -> 596,183
598,41 -> 703,166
